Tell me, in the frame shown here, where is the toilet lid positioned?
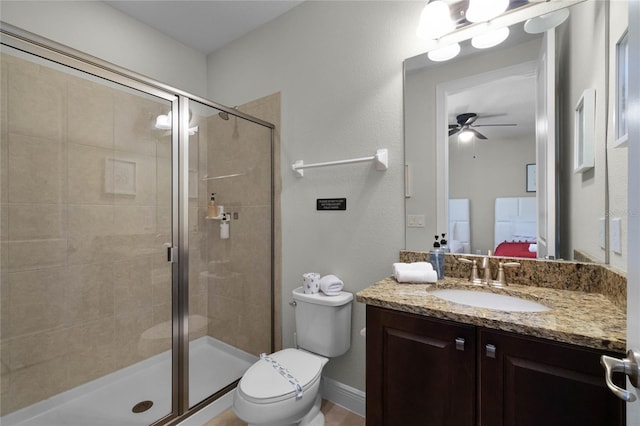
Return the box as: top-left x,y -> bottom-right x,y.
238,349 -> 323,403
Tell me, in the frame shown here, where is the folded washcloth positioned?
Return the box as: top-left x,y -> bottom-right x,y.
395,269 -> 438,283
529,243 -> 538,252
319,274 -> 344,296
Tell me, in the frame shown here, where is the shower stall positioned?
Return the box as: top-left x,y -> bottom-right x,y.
0,24 -> 276,425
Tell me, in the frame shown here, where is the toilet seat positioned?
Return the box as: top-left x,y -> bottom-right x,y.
238,349 -> 324,404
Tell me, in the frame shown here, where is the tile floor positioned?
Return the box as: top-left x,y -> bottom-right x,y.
204,400 -> 365,426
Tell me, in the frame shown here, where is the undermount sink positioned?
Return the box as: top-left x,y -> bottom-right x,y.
430,289 -> 550,312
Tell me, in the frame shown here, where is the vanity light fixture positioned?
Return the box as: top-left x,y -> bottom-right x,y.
465,0 -> 509,23
524,8 -> 570,34
471,26 -> 510,49
416,0 -> 454,40
427,43 -> 461,62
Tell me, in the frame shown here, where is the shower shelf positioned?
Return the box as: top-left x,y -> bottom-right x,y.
291,148 -> 388,177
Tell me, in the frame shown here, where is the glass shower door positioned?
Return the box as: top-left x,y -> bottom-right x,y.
0,46 -> 176,425
187,100 -> 273,407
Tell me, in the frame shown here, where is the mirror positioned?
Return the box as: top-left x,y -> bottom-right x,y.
404,0 -> 629,271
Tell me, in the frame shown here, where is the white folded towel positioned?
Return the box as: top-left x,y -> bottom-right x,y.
393,262 -> 434,283
392,262 -> 433,276
529,243 -> 538,253
319,275 -> 344,296
395,269 -> 438,283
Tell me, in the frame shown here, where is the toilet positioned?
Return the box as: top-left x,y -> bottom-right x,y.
232,287 -> 353,426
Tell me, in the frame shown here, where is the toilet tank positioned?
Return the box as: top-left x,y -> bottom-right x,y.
292,287 -> 353,357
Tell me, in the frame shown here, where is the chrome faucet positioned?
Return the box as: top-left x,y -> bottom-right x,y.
481,250 -> 493,285
493,261 -> 521,287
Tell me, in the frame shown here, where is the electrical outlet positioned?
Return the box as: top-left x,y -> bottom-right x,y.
407,214 -> 425,228
611,217 -> 622,254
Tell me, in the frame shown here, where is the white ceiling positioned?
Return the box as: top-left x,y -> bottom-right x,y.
106,0 -> 537,140
105,0 -> 303,55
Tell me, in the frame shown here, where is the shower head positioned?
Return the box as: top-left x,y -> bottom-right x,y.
218,111 -> 229,120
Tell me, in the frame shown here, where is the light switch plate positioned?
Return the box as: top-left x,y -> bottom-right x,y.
611,217 -> 622,254
407,214 -> 425,228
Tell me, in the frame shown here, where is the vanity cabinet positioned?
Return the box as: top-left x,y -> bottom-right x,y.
366,306 -> 476,425
366,306 -> 626,426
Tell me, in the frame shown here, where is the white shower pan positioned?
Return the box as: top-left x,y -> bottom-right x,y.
1,336 -> 256,426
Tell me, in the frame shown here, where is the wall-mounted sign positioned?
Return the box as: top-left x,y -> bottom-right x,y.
316,198 -> 347,211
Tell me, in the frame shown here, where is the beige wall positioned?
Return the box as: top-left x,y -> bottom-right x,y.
449,133 -> 536,254
557,0 -> 628,271
0,53 -> 173,414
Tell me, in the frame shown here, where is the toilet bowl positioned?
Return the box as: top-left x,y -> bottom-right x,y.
233,288 -> 353,426
233,348 -> 328,426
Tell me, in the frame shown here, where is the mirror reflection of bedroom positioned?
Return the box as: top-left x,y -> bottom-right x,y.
447,65 -> 538,259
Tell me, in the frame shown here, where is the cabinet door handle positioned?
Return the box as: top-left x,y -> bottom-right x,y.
600,350 -> 639,402
455,337 -> 465,351
486,344 -> 496,358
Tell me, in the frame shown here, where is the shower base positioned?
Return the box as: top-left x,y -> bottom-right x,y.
2,336 -> 256,426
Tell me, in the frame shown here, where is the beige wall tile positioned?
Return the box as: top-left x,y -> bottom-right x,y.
114,307 -> 154,369
5,267 -> 68,337
7,238 -> 67,272
3,327 -> 71,371
112,151 -> 157,206
66,262 -> 114,324
67,79 -> 114,149
67,204 -> 114,265
7,60 -> 65,142
113,257 -> 153,316
67,143 -> 115,205
8,133 -> 66,204
8,204 -> 66,241
1,356 -> 69,415
114,92 -> 161,157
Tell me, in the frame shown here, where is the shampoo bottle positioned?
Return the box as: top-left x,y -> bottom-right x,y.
208,193 -> 217,217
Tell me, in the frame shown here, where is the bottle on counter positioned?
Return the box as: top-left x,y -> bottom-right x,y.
429,235 -> 445,280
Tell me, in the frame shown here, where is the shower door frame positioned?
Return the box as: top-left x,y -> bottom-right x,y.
0,22 -> 276,426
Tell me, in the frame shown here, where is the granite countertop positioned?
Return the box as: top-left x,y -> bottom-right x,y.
356,277 -> 626,352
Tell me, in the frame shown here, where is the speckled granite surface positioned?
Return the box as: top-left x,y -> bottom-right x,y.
399,250 -> 627,310
357,277 -> 625,352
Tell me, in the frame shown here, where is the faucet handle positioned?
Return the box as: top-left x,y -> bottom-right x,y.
494,261 -> 521,287
458,258 -> 482,285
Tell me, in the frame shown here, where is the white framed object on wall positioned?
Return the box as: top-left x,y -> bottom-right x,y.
614,29 -> 629,148
574,89 -> 595,173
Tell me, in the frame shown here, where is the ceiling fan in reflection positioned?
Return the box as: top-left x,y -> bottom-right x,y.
448,112 -> 516,141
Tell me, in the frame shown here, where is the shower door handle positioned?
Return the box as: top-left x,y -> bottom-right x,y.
164,243 -> 177,263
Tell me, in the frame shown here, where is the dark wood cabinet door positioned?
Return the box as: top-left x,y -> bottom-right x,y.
479,329 -> 626,426
366,306 -> 476,426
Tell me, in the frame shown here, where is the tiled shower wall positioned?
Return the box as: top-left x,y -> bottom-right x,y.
203,93 -> 281,356
0,53 -> 173,415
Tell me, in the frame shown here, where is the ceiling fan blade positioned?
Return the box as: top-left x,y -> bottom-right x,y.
472,123 -> 517,127
471,129 -> 487,140
449,127 -> 461,136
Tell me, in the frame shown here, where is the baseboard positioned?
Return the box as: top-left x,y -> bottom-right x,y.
321,376 -> 366,418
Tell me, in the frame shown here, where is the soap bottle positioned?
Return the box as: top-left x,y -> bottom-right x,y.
440,233 -> 450,253
208,193 -> 217,217
429,235 -> 445,280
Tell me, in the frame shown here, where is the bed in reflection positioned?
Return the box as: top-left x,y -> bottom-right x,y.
494,197 -> 537,258
449,198 -> 471,254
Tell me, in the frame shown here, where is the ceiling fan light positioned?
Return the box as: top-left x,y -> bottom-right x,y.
427,43 -> 461,62
416,1 -> 455,40
471,27 -> 510,49
524,8 -> 570,34
458,129 -> 475,142
466,0 -> 509,23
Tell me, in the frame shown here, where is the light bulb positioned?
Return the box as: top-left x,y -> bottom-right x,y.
427,43 -> 461,62
472,27 -> 510,49
458,129 -> 475,142
416,1 -> 454,40
466,0 -> 509,23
